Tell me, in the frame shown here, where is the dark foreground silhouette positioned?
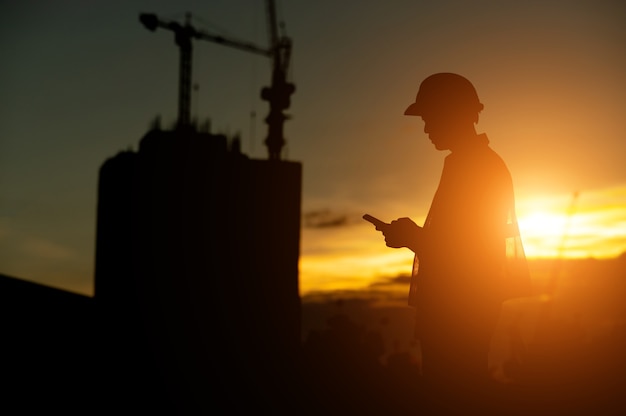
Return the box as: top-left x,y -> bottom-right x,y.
300,263 -> 626,416
1,256 -> 626,414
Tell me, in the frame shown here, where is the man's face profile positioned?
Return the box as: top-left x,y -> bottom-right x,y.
420,112 -> 458,151
420,107 -> 477,151
421,113 -> 448,150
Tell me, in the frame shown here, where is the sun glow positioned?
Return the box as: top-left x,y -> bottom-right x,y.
516,186 -> 626,259
299,186 -> 626,295
518,211 -> 570,257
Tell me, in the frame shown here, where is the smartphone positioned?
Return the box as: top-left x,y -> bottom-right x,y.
362,214 -> 389,230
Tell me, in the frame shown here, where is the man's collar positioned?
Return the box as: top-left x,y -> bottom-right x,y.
450,133 -> 489,154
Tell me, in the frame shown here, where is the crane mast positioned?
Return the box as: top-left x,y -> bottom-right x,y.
262,0 -> 295,160
175,15 -> 193,129
139,0 -> 295,160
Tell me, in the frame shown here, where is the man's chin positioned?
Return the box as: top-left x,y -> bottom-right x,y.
432,142 -> 448,151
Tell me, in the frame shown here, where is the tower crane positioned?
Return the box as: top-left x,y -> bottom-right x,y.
139,0 -> 295,160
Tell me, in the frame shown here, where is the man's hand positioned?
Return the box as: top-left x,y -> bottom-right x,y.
382,217 -> 422,250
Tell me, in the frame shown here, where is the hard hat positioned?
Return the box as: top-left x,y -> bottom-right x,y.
404,73 -> 484,116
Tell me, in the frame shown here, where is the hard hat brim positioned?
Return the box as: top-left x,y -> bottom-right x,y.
404,102 -> 422,116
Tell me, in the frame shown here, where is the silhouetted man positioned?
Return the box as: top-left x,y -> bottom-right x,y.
379,73 -> 528,410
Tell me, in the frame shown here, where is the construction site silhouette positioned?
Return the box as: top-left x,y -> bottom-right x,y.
1,5 -> 626,416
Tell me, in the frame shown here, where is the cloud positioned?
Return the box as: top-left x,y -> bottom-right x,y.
368,274 -> 412,288
303,209 -> 348,228
303,209 -> 370,229
302,286 -> 407,305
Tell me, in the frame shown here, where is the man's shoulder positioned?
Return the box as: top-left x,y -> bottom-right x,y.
480,146 -> 511,180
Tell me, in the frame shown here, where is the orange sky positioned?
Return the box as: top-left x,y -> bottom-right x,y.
299,185 -> 626,295
1,1 -> 625,297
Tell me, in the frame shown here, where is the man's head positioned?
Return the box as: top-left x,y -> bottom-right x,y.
405,73 -> 483,150
404,73 -> 483,118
